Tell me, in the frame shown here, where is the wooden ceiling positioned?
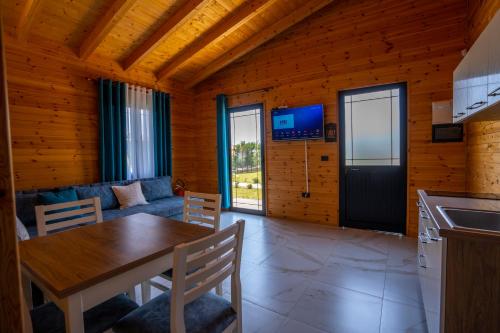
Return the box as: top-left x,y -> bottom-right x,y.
2,0 -> 335,87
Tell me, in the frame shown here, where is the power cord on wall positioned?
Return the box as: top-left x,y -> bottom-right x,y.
302,140 -> 310,198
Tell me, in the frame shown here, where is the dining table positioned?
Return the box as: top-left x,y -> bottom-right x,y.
19,212 -> 213,333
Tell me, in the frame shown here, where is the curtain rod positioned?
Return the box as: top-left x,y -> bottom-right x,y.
85,77 -> 164,93
227,86 -> 273,97
211,86 -> 274,100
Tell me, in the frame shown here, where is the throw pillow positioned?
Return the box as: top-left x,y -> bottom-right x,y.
141,177 -> 174,202
16,216 -> 30,241
37,188 -> 81,222
112,181 -> 149,209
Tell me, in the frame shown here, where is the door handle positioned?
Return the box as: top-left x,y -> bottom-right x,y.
350,168 -> 360,171
466,101 -> 487,110
453,112 -> 465,118
488,86 -> 500,97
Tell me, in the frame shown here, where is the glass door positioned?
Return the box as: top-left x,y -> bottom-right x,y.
228,104 -> 265,213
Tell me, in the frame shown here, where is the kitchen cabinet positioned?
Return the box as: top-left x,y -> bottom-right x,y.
417,201 -> 443,333
488,11 -> 500,105
453,10 -> 500,122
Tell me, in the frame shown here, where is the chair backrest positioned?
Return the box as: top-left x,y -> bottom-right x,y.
170,220 -> 245,333
183,191 -> 221,231
35,197 -> 103,236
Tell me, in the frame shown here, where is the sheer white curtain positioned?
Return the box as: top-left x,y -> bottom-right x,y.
125,84 -> 155,180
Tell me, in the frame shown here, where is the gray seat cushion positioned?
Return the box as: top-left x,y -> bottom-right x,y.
75,184 -> 119,210
141,176 -> 174,201
113,291 -> 236,333
102,196 -> 184,221
31,294 -> 138,333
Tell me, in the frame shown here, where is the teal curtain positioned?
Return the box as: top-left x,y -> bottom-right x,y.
153,92 -> 172,177
216,94 -> 231,209
98,79 -> 126,182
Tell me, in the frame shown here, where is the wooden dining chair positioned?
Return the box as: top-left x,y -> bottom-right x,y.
33,197 -> 130,304
148,191 -> 223,298
35,197 -> 103,236
183,191 -> 222,229
26,293 -> 138,333
113,220 -> 245,333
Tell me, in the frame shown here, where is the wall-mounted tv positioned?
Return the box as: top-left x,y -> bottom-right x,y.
271,104 -> 324,141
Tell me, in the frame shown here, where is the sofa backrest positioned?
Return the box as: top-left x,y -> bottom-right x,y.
16,176 -> 173,227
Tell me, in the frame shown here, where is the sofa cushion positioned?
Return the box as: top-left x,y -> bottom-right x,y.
113,291 -> 236,333
37,189 -> 80,222
112,182 -> 149,209
16,191 -> 39,227
16,216 -> 30,241
140,177 -> 174,202
102,196 -> 184,221
31,294 -> 138,333
75,184 -> 119,210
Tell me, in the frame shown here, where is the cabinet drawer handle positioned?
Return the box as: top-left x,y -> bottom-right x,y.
426,226 -> 441,241
488,86 -> 500,97
418,254 -> 427,268
453,112 -> 466,118
419,210 -> 429,219
419,234 -> 429,244
466,101 -> 487,110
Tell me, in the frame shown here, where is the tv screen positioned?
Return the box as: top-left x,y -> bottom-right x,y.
271,104 -> 324,141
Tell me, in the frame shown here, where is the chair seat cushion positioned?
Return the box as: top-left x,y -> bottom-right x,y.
31,294 -> 138,333
113,291 -> 237,333
161,265 -> 199,280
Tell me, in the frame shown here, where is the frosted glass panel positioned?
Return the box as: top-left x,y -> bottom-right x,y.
344,87 -> 401,166
391,99 -> 400,161
351,98 -> 391,160
351,90 -> 391,102
345,102 -> 352,160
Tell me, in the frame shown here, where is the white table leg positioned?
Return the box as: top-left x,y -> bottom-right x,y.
127,286 -> 136,302
21,273 -> 33,310
63,294 -> 84,333
141,280 -> 151,304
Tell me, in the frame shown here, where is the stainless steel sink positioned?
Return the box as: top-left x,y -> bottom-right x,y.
438,207 -> 500,232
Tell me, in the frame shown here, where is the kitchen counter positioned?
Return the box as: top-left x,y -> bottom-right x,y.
418,189 -> 500,242
416,189 -> 500,333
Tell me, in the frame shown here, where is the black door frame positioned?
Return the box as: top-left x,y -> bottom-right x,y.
338,82 -> 408,234
226,103 -> 266,215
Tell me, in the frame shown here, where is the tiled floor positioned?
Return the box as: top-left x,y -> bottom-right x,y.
142,212 -> 427,333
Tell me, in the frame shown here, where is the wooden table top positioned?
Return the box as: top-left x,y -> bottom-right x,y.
19,213 -> 213,298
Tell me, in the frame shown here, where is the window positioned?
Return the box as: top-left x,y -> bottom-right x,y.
125,85 -> 155,179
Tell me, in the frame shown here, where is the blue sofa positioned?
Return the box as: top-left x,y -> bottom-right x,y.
16,176 -> 184,237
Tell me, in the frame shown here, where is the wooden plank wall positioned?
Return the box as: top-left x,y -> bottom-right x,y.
193,0 -> 468,236
4,36 -> 196,190
465,0 -> 500,194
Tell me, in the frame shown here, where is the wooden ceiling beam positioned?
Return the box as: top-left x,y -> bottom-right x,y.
79,0 -> 138,60
184,0 -> 335,88
155,0 -> 278,81
16,0 -> 43,40
122,0 -> 206,71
